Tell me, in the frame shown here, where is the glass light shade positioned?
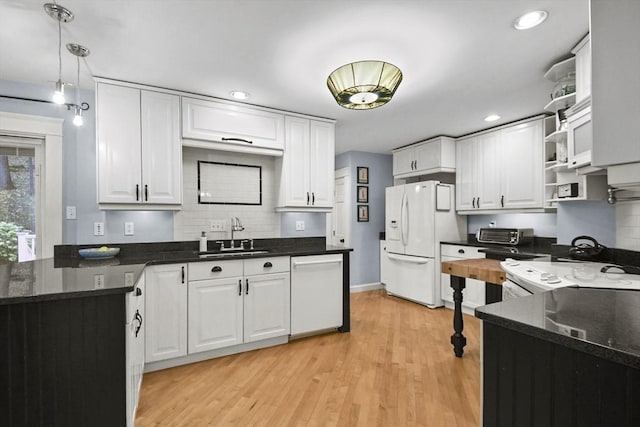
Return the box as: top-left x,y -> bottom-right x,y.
327,61 -> 403,110
513,10 -> 548,30
72,106 -> 83,126
53,80 -> 65,104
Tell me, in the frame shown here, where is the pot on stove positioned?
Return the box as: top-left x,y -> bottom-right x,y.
568,235 -> 606,261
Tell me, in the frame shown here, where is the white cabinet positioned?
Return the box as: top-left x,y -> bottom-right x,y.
181,97 -> 284,155
144,263 -> 187,363
276,116 -> 335,210
440,244 -> 486,312
126,273 -> 145,427
573,35 -> 591,103
291,254 -> 343,335
567,106 -> 592,169
244,257 -> 291,342
455,118 -> 544,212
392,137 -> 456,178
96,82 -> 182,208
188,260 -> 244,353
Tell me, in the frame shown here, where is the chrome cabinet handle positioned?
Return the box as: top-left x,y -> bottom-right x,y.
221,137 -> 253,144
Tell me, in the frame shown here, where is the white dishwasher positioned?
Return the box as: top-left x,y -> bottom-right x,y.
290,254 -> 343,335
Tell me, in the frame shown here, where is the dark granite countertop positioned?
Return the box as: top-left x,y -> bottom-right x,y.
1,237 -> 352,305
476,287 -> 640,369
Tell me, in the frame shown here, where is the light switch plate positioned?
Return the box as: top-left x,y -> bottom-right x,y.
210,219 -> 226,231
94,274 -> 105,289
93,222 -> 104,236
295,220 -> 305,231
66,206 -> 76,220
124,222 -> 134,236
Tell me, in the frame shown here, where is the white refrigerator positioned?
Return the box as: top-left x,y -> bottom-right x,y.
383,181 -> 466,307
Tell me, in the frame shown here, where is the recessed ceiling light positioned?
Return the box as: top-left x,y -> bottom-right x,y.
230,90 -> 250,100
484,114 -> 501,122
513,10 -> 548,30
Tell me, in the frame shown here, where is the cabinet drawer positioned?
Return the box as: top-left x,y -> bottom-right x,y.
188,260 -> 243,281
244,256 -> 290,276
440,244 -> 486,258
182,97 -> 284,151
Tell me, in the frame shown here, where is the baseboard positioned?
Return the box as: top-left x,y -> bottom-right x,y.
350,282 -> 384,293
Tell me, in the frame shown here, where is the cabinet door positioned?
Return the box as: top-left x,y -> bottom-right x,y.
244,272 -> 290,343
97,83 -> 142,203
283,116 -> 311,206
188,277 -> 243,353
477,131 -> 502,210
455,137 -> 477,211
501,120 -> 544,208
182,97 -> 284,150
393,147 -> 415,176
414,140 -> 440,173
574,37 -> 591,103
308,120 -> 335,207
567,108 -> 592,169
141,91 -> 182,204
145,264 -> 187,362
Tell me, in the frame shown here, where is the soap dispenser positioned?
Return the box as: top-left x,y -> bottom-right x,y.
199,231 -> 208,252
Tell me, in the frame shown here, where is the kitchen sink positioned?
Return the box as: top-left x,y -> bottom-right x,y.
198,250 -> 269,258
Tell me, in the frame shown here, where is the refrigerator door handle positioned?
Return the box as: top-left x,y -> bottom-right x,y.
401,192 -> 409,246
386,252 -> 430,264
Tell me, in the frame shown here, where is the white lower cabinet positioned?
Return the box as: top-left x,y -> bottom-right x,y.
290,254 -> 343,335
440,244 -> 486,312
126,273 -> 145,427
144,263 -> 187,363
146,258 -> 290,364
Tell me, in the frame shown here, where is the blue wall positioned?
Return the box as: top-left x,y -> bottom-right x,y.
468,212 -> 557,237
556,201 -> 616,247
336,151 -> 393,286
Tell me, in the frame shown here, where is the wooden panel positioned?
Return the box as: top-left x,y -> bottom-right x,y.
441,258 -> 505,285
0,295 -> 126,427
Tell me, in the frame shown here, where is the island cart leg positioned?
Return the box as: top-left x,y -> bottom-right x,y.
450,275 -> 467,357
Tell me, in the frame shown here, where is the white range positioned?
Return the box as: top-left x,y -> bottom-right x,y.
501,259 -> 640,299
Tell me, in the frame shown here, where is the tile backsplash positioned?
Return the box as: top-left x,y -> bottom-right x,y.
174,147 -> 280,242
616,200 -> 640,251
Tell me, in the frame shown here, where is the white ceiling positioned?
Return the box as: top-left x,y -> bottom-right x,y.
0,0 -> 589,154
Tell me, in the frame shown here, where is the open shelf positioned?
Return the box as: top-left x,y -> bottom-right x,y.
545,162 -> 569,171
544,93 -> 576,113
545,129 -> 568,143
544,57 -> 576,81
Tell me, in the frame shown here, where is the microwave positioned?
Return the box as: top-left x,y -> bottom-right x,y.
567,105 -> 592,169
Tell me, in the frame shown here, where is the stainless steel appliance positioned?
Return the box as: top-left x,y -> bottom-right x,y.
476,228 -> 533,245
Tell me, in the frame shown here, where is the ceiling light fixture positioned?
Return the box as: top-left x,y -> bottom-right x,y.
484,114 -> 501,122
230,90 -> 251,100
327,60 -> 403,110
513,10 -> 548,30
44,3 -> 74,104
66,43 -> 90,126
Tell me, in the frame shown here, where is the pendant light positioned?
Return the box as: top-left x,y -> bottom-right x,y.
66,43 -> 90,126
327,61 -> 403,110
44,3 -> 74,104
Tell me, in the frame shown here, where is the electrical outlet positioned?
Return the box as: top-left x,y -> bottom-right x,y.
124,222 -> 135,236
94,274 -> 105,289
66,206 -> 76,220
93,222 -> 104,236
210,219 -> 226,232
296,220 -> 305,231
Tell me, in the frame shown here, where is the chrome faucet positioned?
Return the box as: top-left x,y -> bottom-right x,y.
230,217 -> 245,248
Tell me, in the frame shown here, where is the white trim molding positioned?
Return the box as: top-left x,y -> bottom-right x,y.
350,282 -> 384,293
0,112 -> 63,259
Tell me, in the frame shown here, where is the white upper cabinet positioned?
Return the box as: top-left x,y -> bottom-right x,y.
276,116 -> 335,211
456,117 -> 545,213
573,35 -> 591,103
96,81 -> 182,208
591,1 -> 640,167
182,97 -> 285,155
392,137 -> 456,178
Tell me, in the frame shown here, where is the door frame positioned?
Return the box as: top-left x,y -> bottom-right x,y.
0,112 -> 63,259
326,167 -> 351,248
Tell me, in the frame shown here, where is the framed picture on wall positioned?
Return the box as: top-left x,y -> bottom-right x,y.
357,186 -> 369,203
357,205 -> 369,222
357,166 -> 369,184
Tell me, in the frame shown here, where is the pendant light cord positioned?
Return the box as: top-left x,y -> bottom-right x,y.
57,15 -> 62,82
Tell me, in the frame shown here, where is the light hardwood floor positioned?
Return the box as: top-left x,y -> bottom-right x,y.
136,290 -> 480,426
